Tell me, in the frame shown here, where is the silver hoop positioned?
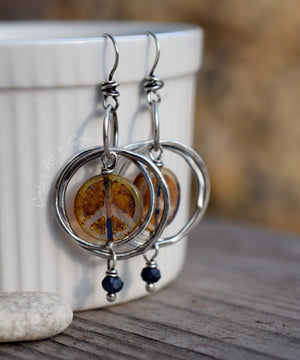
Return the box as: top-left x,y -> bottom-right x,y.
103,104 -> 119,161
151,100 -> 160,152
124,139 -> 210,247
52,146 -> 170,260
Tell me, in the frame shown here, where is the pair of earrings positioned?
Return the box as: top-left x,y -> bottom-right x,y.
53,32 -> 210,302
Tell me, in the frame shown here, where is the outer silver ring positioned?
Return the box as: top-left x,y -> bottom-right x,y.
53,147 -> 154,251
52,146 -> 170,260
124,139 -> 210,247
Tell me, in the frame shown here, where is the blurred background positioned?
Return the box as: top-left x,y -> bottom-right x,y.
1,0 -> 299,233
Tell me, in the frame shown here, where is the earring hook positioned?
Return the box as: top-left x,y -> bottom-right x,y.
146,31 -> 160,76
103,33 -> 119,81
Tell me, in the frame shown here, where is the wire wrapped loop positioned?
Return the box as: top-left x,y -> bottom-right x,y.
107,243 -> 117,271
101,80 -> 120,111
144,75 -> 164,106
143,243 -> 159,263
144,74 -> 164,93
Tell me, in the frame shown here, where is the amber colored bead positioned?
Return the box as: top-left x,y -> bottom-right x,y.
134,167 -> 180,232
74,174 -> 143,242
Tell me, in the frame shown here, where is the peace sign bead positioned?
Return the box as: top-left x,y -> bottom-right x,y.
74,174 -> 143,242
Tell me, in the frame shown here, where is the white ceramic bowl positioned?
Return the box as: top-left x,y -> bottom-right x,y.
0,21 -> 203,310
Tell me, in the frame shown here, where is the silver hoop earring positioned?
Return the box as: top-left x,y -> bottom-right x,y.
124,32 -> 210,291
52,34 -> 170,302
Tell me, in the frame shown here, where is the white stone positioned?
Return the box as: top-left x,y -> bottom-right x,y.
0,292 -> 73,343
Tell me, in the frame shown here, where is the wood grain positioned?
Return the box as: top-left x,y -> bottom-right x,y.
1,218 -> 300,359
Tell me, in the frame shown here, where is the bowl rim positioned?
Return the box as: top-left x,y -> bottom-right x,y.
0,20 -> 201,44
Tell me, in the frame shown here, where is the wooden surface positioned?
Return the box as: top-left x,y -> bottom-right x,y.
1,218 -> 300,359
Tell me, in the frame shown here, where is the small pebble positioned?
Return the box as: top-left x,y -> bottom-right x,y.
0,292 -> 73,343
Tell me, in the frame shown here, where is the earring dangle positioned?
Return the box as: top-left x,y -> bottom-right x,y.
125,32 -> 210,290
53,34 -> 170,302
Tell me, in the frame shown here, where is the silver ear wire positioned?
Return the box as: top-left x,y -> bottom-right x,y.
101,34 -> 120,112
144,32 -> 164,105
103,33 -> 119,81
146,31 -> 160,76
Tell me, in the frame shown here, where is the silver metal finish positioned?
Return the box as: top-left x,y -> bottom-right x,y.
143,31 -> 164,163
52,146 -> 170,260
124,139 -> 210,247
106,242 -> 117,271
148,146 -> 163,167
143,32 -> 164,111
52,32 -> 174,301
146,90 -> 161,106
146,283 -> 155,293
106,293 -> 116,302
100,34 -> 120,172
151,100 -> 160,152
143,242 -> 159,263
101,81 -> 120,111
146,31 -> 160,77
103,33 -> 119,81
103,104 -> 119,161
101,34 -> 120,111
143,32 -> 164,105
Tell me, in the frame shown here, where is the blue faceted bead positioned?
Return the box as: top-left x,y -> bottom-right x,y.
141,267 -> 161,284
102,275 -> 124,293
